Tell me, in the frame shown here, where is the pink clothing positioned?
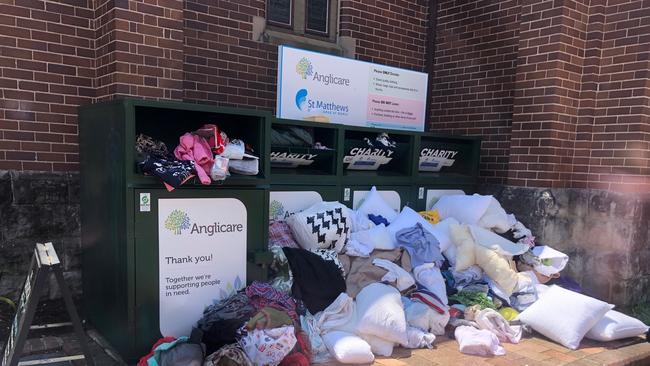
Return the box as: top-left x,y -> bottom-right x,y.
174,133 -> 214,185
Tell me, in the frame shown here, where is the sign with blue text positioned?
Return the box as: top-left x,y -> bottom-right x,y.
277,46 -> 428,131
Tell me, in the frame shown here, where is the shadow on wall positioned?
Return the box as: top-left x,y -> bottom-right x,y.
480,185 -> 650,307
0,171 -> 82,301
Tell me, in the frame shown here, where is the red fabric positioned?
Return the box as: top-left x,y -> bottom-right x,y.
279,352 -> 309,366
280,331 -> 310,366
137,336 -> 176,366
268,220 -> 300,249
411,293 -> 446,314
195,124 -> 226,155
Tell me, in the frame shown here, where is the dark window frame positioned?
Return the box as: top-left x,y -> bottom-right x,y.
267,0 -> 294,30
305,0 -> 330,36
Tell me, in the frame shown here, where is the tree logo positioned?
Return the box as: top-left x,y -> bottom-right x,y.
296,57 -> 313,79
165,210 -> 191,235
269,200 -> 285,220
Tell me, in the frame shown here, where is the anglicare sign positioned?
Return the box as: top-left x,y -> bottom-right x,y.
276,46 -> 428,132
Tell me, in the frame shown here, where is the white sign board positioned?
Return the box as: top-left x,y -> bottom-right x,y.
158,198 -> 247,337
277,46 -> 428,131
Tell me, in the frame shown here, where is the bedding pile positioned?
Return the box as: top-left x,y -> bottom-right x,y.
140,188 -> 649,364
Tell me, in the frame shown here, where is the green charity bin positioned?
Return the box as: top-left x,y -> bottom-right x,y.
130,188 -> 266,357
413,134 -> 481,211
79,99 -> 271,363
269,118 -> 339,185
341,127 -> 415,186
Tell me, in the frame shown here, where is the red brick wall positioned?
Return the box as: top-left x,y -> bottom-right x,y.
0,0 -> 94,171
339,0 -> 428,70
183,0 -> 276,109
429,0 -> 521,185
430,0 -> 650,192
1,0 -> 648,192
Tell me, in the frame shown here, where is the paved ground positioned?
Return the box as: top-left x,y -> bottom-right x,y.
3,329 -> 648,366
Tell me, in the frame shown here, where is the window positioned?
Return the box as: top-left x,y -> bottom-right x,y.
306,0 -> 328,34
266,0 -> 337,39
268,0 -> 292,27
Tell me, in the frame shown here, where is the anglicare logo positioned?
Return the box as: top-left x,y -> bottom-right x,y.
295,57 -> 313,79
164,209 -> 245,236
165,209 -> 190,235
295,89 -> 308,111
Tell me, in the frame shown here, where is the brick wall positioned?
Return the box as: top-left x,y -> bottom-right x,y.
0,0 -> 430,169
0,0 -> 648,189
429,0 -> 521,185
339,0 -> 428,70
430,0 -> 650,192
0,0 -> 94,172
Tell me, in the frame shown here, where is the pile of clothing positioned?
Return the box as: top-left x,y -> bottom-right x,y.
136,124 -> 259,190
140,189 -> 649,365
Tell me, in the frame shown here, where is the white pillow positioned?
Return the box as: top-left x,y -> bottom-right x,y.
442,243 -> 457,266
429,217 -> 460,252
476,197 -> 511,233
356,186 -> 398,222
322,331 -> 374,364
356,283 -> 408,344
586,310 -> 649,341
468,225 -> 529,256
359,333 -> 394,356
516,285 -> 613,349
388,206 -> 436,241
432,194 -> 492,224
350,224 -> 395,250
345,207 -> 375,233
287,201 -> 350,253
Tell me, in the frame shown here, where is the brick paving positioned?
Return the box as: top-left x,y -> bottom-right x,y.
3,330 -> 648,365
322,335 -> 650,366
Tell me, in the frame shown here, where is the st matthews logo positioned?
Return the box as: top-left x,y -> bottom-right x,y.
165,209 -> 190,235
295,57 -> 313,79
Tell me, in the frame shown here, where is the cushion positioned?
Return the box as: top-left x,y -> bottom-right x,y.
516,285 -> 613,349
586,310 -> 649,341
322,331 -> 374,364
404,298 -> 450,336
388,206 -> 436,241
287,201 -> 350,253
531,245 -> 569,277
359,333 -> 394,356
443,243 -> 458,266
450,224 -> 476,271
356,186 -> 399,222
345,207 -> 375,233
469,225 -> 529,256
350,224 -> 395,250
355,283 -> 408,344
432,194 -> 493,225
476,197 -> 512,233
429,217 -> 460,252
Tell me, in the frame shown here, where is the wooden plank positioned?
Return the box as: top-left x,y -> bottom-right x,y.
17,354 -> 85,365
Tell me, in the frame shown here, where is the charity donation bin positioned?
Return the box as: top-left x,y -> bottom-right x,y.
412,134 -> 481,211
79,99 -> 269,362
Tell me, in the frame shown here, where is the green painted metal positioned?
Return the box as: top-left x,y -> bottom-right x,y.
79,97 -> 481,363
269,117 -> 339,185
